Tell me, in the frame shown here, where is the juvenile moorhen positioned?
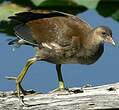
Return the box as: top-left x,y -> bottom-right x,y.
8,11 -> 115,98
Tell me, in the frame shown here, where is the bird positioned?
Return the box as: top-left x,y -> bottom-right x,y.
8,10 -> 115,98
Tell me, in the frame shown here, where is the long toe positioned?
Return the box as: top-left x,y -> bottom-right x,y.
21,89 -> 37,95
5,76 -> 17,80
50,87 -> 70,94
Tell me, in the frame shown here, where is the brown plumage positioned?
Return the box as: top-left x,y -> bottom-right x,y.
8,11 -> 115,100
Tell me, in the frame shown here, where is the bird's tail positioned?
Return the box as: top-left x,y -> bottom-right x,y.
7,38 -> 29,48
8,39 -> 19,45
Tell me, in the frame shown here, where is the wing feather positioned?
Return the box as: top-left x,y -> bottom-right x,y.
9,11 -> 92,47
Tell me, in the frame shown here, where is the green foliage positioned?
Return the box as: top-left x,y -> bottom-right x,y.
0,3 -> 28,21
0,3 -> 28,36
11,0 -> 34,7
0,0 -> 119,36
112,10 -> 119,22
0,21 -> 15,36
74,0 -> 100,9
0,0 -> 4,3
96,0 -> 119,17
32,0 -> 87,14
34,0 -> 77,6
31,0 -> 46,6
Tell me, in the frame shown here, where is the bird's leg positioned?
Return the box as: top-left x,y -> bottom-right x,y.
56,64 -> 65,89
16,57 -> 37,98
52,64 -> 68,92
6,57 -> 37,98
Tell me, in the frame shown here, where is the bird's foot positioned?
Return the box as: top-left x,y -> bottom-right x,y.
52,87 -> 69,92
5,76 -> 37,96
50,81 -> 70,94
5,76 -> 37,106
12,89 -> 36,96
50,87 -> 71,95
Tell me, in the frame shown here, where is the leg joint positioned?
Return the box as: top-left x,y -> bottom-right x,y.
27,57 -> 37,63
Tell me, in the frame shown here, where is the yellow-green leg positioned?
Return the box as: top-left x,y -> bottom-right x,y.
54,64 -> 66,91
16,57 -> 37,98
6,57 -> 37,98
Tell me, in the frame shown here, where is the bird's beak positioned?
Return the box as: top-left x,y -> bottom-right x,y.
105,36 -> 116,47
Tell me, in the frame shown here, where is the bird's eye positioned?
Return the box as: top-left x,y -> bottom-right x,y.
102,32 -> 106,35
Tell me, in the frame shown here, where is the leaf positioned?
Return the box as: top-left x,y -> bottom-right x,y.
31,0 -> 87,14
0,2 -> 28,36
31,0 -> 77,6
112,10 -> 119,22
11,0 -> 34,7
30,0 -> 46,6
0,2 -> 28,21
0,0 -> 4,3
0,20 -> 15,36
73,0 -> 100,9
96,0 -> 119,17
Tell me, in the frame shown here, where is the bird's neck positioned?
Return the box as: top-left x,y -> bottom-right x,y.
83,31 -> 103,50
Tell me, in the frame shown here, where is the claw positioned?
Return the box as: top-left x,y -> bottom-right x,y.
5,76 -> 17,80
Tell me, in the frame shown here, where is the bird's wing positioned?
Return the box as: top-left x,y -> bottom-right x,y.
8,11 -> 68,46
9,11 -> 92,48
8,11 -> 67,24
14,24 -> 38,46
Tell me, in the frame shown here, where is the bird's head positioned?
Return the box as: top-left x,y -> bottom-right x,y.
93,26 -> 116,46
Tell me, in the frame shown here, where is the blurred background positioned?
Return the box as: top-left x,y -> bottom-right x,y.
0,0 -> 119,93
